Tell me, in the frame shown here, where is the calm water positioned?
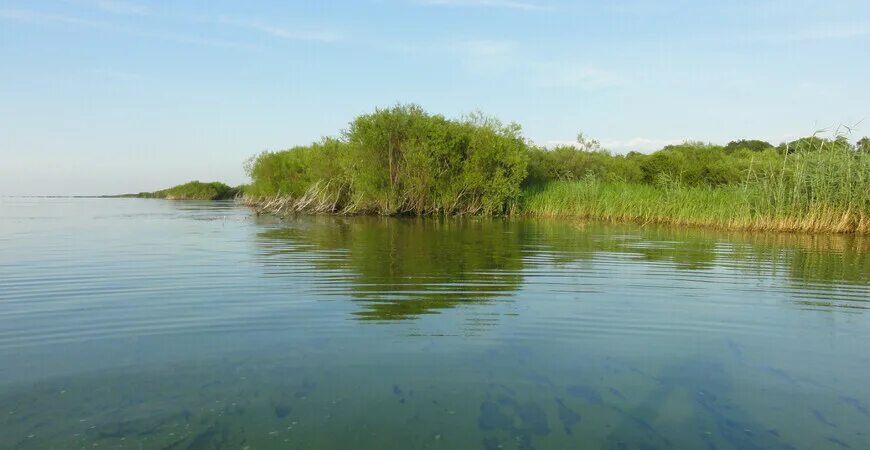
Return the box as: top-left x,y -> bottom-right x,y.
1,198 -> 869,450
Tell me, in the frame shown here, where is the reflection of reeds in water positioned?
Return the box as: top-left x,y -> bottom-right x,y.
255,217 -> 868,322
516,218 -> 870,303
528,220 -> 870,312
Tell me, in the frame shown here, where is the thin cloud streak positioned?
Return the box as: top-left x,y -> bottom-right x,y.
542,138 -> 686,154
758,23 -> 870,42
458,39 -> 625,90
0,8 -> 109,28
0,8 -> 248,50
88,68 -> 146,81
419,0 -> 553,12
94,1 -> 148,15
212,17 -> 345,43
599,137 -> 686,153
534,63 -> 625,89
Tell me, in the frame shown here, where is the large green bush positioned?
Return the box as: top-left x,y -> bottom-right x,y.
638,142 -> 742,186
526,146 -> 644,185
723,139 -> 774,153
245,105 -> 528,215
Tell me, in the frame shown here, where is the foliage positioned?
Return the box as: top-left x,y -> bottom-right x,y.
526,146 -> 643,184
723,139 -> 773,153
638,142 -> 741,186
523,141 -> 870,233
527,140 -> 780,188
777,135 -> 852,154
241,105 -> 868,232
245,105 -> 528,215
153,181 -> 240,200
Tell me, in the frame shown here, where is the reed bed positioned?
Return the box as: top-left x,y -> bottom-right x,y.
520,146 -> 870,234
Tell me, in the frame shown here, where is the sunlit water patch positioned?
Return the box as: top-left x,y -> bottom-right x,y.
1,198 -> 868,449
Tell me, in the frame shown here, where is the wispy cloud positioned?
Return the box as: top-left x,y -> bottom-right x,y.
212,17 -> 345,43
0,8 -> 246,50
758,22 -> 870,42
534,63 -> 625,89
94,1 -> 148,15
149,31 -> 246,50
459,39 -> 518,71
88,68 -> 146,81
0,8 -> 108,28
419,0 -> 553,12
542,137 -> 686,153
599,137 -> 685,153
457,39 -> 624,90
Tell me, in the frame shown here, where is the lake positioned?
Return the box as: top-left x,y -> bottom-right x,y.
1,198 -> 868,449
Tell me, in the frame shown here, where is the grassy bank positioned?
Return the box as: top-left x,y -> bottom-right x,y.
521,147 -> 870,233
238,105 -> 869,234
521,181 -> 869,234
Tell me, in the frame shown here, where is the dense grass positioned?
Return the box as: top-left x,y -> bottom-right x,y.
241,104 -> 870,233
522,145 -> 870,233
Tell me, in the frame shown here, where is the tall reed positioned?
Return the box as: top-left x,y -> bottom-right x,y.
521,140 -> 870,233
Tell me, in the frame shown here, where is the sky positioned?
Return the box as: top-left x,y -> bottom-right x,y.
1,0 -> 868,195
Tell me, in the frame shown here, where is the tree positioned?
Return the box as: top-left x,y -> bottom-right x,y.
723,139 -> 773,153
576,132 -> 604,153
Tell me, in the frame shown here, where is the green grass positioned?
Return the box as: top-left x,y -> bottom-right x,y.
520,146 -> 870,234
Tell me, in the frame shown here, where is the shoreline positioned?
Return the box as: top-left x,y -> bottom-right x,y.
237,192 -> 870,236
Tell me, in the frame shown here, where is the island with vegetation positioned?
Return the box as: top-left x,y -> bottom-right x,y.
139,104 -> 870,234
116,181 -> 242,200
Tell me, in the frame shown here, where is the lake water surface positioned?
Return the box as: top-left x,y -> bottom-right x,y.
1,198 -> 869,449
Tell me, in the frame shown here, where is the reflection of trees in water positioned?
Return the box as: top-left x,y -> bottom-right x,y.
256,217 -> 869,321
257,217 -> 526,321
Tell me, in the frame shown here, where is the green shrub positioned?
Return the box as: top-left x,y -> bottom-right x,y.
157,181 -> 239,200
777,136 -> 852,154
724,139 -> 774,153
525,146 -> 644,185
245,105 -> 528,215
639,142 -> 741,186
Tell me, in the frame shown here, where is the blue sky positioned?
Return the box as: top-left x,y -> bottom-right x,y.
1,0 -> 868,195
